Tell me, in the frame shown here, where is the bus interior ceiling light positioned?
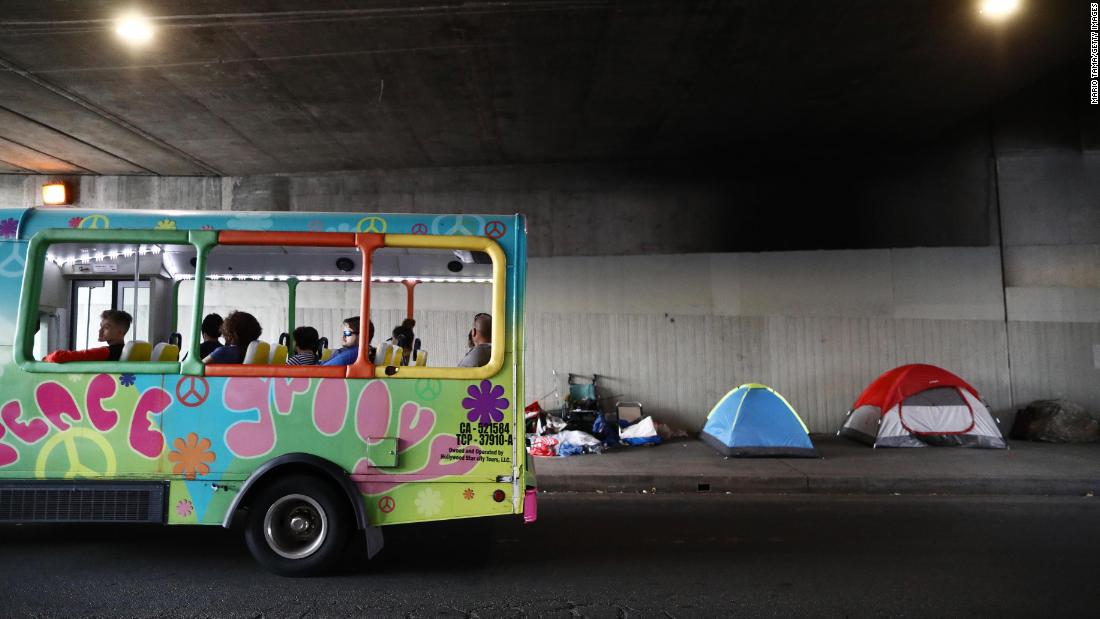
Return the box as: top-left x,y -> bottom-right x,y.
41,183 -> 71,206
116,13 -> 154,45
979,0 -> 1021,20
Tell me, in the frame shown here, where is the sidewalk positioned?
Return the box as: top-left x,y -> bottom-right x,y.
532,435 -> 1100,496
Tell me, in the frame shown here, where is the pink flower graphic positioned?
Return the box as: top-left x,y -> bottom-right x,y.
0,218 -> 17,238
462,380 -> 509,426
176,499 -> 193,518
68,216 -> 83,228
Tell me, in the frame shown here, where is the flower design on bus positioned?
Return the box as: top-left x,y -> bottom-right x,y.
201,224 -> 214,231
463,488 -> 475,501
154,219 -> 177,230
119,373 -> 136,387
307,220 -> 324,232
68,217 -> 83,228
415,488 -> 444,516
0,218 -> 17,238
463,380 -> 509,426
176,499 -> 194,518
168,432 -> 216,480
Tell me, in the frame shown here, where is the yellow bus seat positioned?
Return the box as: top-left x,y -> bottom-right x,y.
120,340 -> 152,362
269,344 -> 288,365
151,342 -> 180,362
381,344 -> 403,366
243,341 -> 271,365
413,349 -> 427,366
320,348 -> 334,363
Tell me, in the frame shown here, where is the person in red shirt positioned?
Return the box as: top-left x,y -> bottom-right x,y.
44,309 -> 132,363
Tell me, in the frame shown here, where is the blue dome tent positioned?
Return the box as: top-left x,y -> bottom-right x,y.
700,384 -> 819,457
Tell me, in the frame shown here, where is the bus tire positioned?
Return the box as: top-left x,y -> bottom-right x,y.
244,474 -> 351,576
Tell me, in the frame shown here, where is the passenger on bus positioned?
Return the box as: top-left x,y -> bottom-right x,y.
198,313 -> 223,359
389,318 -> 416,365
286,326 -> 321,365
203,310 -> 262,364
458,312 -> 492,368
321,316 -> 375,366
44,309 -> 132,363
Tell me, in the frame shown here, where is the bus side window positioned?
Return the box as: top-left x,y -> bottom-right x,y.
367,244 -> 498,373
20,235 -> 196,370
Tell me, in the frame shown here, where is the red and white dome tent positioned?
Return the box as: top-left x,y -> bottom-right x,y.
838,364 -> 1006,448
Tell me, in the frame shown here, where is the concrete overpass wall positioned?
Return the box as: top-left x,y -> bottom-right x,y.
999,151 -> 1100,423
992,70 -> 1100,426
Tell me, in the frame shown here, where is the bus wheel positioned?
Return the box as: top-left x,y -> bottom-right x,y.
244,475 -> 351,576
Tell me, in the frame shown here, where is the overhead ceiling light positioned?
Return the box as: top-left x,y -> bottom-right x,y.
116,13 -> 154,45
979,0 -> 1021,20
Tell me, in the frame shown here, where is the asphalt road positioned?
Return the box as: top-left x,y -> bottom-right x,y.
2,494 -> 1098,618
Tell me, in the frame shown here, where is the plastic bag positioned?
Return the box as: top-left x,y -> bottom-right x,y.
556,430 -> 605,456
592,413 -> 620,446
528,435 -> 559,457
559,430 -> 601,447
557,442 -> 585,457
620,416 -> 662,447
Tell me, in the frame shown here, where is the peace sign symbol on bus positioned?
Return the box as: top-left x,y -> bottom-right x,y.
0,243 -> 26,278
78,214 -> 110,229
175,376 -> 210,407
378,496 -> 396,513
415,378 -> 443,401
431,214 -> 484,236
411,223 -> 428,235
484,220 -> 506,239
357,216 -> 387,234
35,428 -> 118,480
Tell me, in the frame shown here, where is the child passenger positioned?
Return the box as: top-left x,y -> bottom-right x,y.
286,326 -> 321,365
198,313 -> 223,359
203,310 -> 262,364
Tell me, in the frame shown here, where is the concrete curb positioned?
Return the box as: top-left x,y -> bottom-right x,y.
532,437 -> 1100,496
538,475 -> 1100,496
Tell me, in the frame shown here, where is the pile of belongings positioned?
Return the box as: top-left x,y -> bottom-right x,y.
527,412 -> 686,457
528,430 -> 603,457
1010,399 -> 1099,443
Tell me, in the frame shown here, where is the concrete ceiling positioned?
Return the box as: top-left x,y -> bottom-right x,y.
0,0 -> 1083,176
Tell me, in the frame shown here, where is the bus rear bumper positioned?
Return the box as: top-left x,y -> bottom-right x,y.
523,487 -> 538,523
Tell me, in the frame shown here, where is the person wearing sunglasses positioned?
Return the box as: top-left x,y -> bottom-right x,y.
321,316 -> 375,366
457,312 -> 492,368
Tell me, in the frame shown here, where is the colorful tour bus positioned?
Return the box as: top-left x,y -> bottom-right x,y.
0,207 -> 533,575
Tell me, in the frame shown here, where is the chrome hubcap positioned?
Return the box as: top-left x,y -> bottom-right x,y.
263,494 -> 327,560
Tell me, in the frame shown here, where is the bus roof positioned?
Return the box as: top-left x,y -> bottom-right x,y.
0,207 -> 525,243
